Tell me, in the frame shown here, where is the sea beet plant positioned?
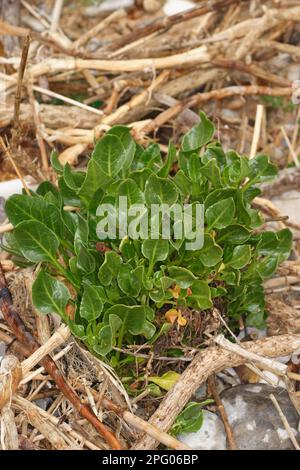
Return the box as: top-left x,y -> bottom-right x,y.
3,112 -> 292,363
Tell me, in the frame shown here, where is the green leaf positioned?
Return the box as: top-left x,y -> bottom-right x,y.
248,154 -> 278,184
257,255 -> 279,279
117,178 -> 144,205
145,173 -> 178,205
182,112 -> 214,152
50,151 -> 63,175
92,133 -> 132,178
187,153 -> 202,183
80,283 -> 104,321
104,304 -> 155,338
173,170 -> 191,196
205,197 -> 235,229
14,220 -> 60,263
148,371 -> 180,391
157,141 -> 176,177
106,125 -> 136,173
217,224 -> 251,245
76,246 -> 96,275
188,280 -> 212,309
98,251 -> 123,286
199,158 -> 222,187
168,266 -> 197,288
5,194 -> 62,236
171,401 -> 214,436
198,234 -> 223,267
74,215 -> 89,254
63,163 -> 86,191
226,245 -> 251,269
32,271 -> 70,318
142,239 -> 169,265
117,264 -> 143,297
78,159 -> 109,204
93,314 -> 122,356
135,143 -> 161,170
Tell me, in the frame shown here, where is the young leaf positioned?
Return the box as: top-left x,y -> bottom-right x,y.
14,220 -> 60,263
188,280 -> 212,309
226,245 -> 251,269
141,239 -> 169,265
182,112 -> 214,152
145,173 -> 178,205
117,264 -> 143,297
205,197 -> 235,230
168,266 -> 197,288
148,371 -> 180,391
98,251 -> 123,286
32,270 -> 70,318
80,283 -> 104,321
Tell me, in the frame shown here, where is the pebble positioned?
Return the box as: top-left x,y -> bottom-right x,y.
221,384 -> 300,450
177,410 -> 227,450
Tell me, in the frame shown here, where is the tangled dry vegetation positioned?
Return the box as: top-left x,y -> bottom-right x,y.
0,0 -> 300,451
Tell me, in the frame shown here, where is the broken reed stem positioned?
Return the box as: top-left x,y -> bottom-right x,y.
281,126 -> 300,168
208,374 -> 237,450
0,265 -> 122,450
72,9 -> 125,50
27,82 -> 49,172
250,104 -> 264,159
21,325 -> 71,375
214,334 -> 287,376
99,0 -> 239,54
13,395 -> 102,450
13,35 -> 30,134
269,394 -> 300,450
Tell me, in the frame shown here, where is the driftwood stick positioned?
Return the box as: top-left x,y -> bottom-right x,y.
207,374 -> 237,450
13,34 -> 30,134
132,334 -> 300,450
0,264 -> 122,450
269,393 -> 300,450
0,355 -> 22,410
98,0 -> 239,54
214,334 -> 288,376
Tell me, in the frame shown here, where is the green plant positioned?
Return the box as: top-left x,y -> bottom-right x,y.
3,113 -> 292,362
170,400 -> 214,436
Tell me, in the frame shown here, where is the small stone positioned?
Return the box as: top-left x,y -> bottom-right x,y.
221,384 -> 300,450
177,410 -> 227,450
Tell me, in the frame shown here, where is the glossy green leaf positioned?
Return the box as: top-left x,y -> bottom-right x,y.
117,264 -> 143,297
5,194 -> 62,236
188,280 -> 212,309
226,244 -> 251,269
168,266 -> 197,288
182,112 -> 214,152
141,239 -> 169,265
98,251 -> 123,286
32,271 -> 70,318
145,173 -> 178,205
14,220 -> 59,263
205,197 -> 235,229
80,283 -> 104,321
